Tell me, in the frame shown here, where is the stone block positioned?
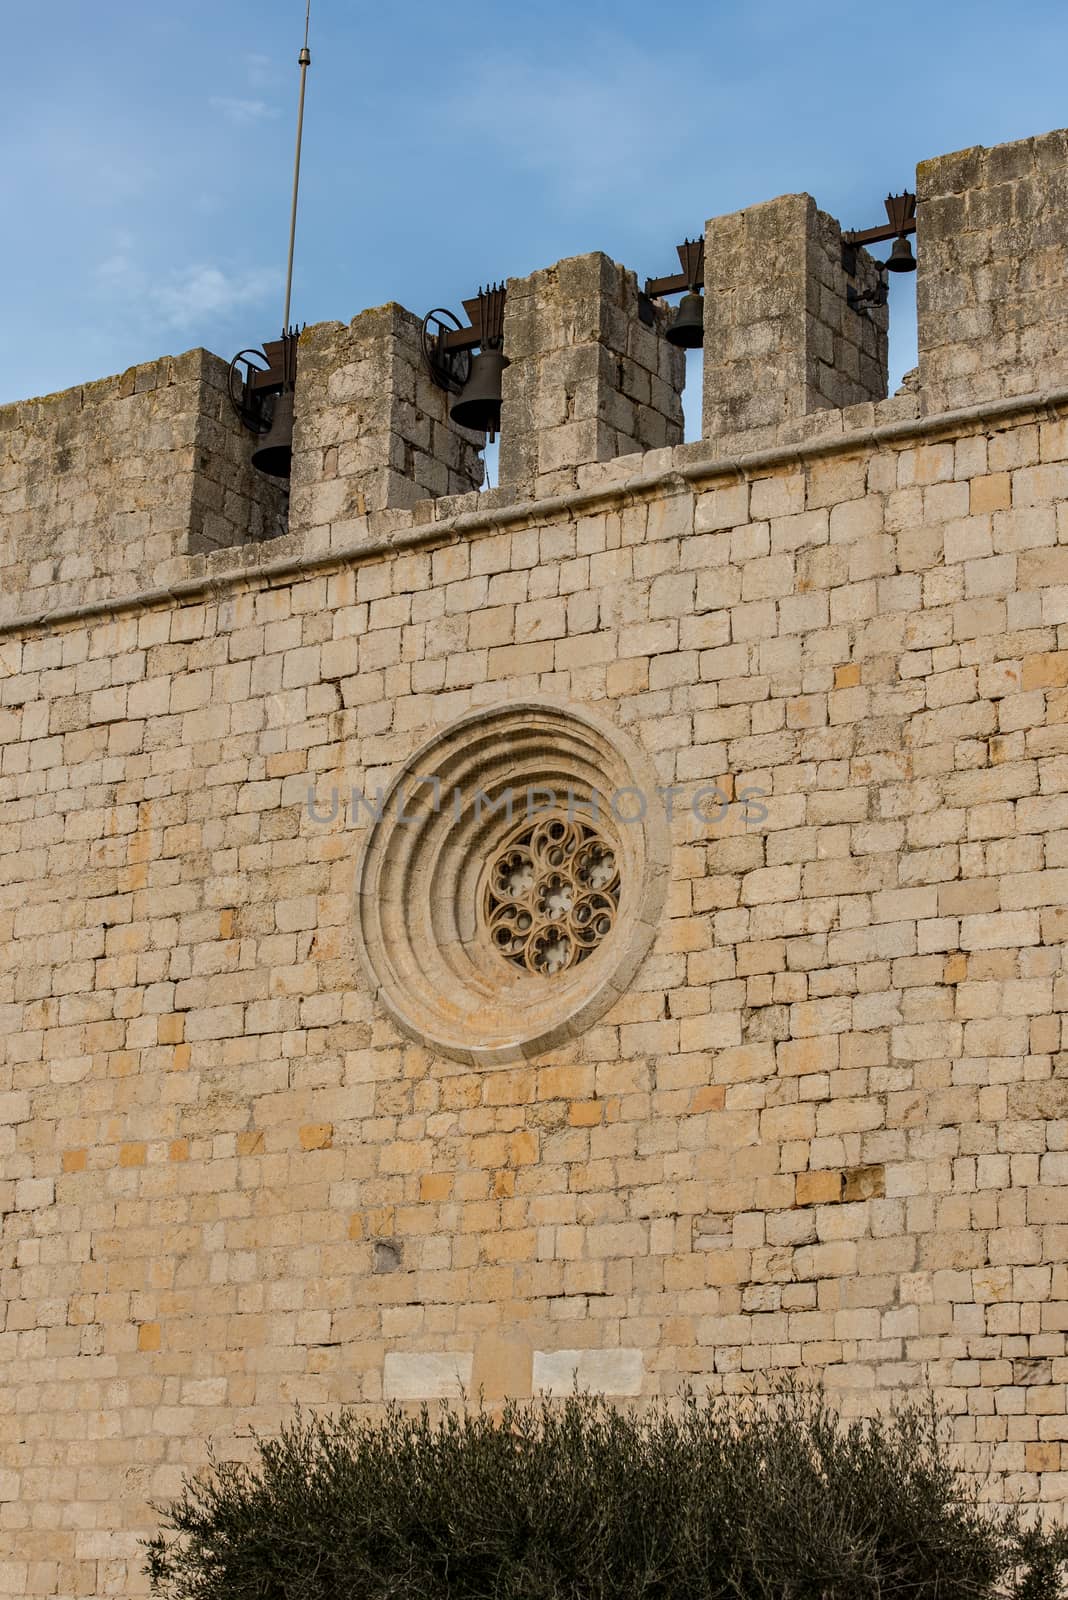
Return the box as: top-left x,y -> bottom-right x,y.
702,194 -> 887,443
0,349 -> 288,622
499,254 -> 683,499
383,1352 -> 474,1400
532,1347 -> 644,1396
290,305 -> 482,535
917,129 -> 1068,410
796,1170 -> 844,1206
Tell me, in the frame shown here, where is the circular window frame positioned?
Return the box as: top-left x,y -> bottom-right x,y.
352,699 -> 670,1065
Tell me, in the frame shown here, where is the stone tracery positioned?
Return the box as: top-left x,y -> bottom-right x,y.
484,816 -> 620,974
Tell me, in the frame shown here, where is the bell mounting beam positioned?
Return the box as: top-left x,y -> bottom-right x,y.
645,237 -> 705,299
228,327 -> 301,434
439,283 -> 508,353
842,191 -> 917,249
250,330 -> 300,397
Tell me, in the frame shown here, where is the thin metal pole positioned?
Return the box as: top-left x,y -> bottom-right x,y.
282,0 -> 312,332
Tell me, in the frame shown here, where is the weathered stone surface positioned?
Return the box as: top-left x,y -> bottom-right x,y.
289,303 -> 483,531
0,349 -> 289,623
499,253 -> 684,499
702,194 -> 888,442
2,124 -> 1068,1600
918,130 -> 1068,409
383,1352 -> 473,1400
532,1348 -> 644,1397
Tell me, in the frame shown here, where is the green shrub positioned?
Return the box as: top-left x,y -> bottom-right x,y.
145,1384 -> 1068,1600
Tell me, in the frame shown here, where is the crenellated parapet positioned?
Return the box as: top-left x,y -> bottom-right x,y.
287,302 -> 485,536
498,251 -> 686,500
701,193 -> 889,440
2,126 -> 1067,623
0,349 -> 288,622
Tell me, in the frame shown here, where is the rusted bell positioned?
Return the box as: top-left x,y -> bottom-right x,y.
666,289 -> 705,349
251,388 -> 295,478
885,234 -> 917,274
450,348 -> 510,438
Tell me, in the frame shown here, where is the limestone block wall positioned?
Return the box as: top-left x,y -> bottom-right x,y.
499,252 -> 685,500
702,194 -> 889,442
0,349 -> 288,625
289,303 -> 484,535
918,129 -> 1068,411
1,387 -> 1068,1596
2,122 -> 1068,1600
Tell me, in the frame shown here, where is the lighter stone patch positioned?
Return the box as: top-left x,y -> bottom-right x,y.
532,1348 -> 644,1397
383,1351 -> 474,1400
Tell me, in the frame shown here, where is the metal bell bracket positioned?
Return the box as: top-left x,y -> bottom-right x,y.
421,285 -> 510,439
847,264 -> 889,316
644,236 -> 705,301
841,191 -> 917,277
422,283 -> 508,391
228,325 -> 302,436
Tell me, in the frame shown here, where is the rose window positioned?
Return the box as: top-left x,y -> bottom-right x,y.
484,816 -> 620,976
354,699 -> 669,1062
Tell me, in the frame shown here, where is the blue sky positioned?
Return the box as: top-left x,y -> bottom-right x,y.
3,0 -> 1067,427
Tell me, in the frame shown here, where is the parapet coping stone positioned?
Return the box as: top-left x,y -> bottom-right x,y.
2,380 -> 1067,642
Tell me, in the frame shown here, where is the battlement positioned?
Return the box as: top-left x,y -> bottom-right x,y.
0,349 -> 287,596
1,125 -> 1066,625
917,128 -> 1068,409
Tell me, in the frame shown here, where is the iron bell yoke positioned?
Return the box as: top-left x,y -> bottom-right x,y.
883,191 -> 917,273
422,283 -> 510,442
228,327 -> 301,480
451,284 -> 509,440
842,189 -> 918,283
647,236 -> 706,349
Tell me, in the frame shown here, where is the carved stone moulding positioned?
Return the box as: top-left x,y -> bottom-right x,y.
353,699 -> 670,1064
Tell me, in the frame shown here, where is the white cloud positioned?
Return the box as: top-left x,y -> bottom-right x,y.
94,249 -> 281,331
210,95 -> 278,126
152,264 -> 281,328
244,52 -> 279,91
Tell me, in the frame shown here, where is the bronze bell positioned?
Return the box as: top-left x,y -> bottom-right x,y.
450,348 -> 510,438
666,289 -> 705,349
885,234 -> 917,274
251,387 -> 295,478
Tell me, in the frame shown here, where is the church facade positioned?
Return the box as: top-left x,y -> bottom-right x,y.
2,127 -> 1068,1595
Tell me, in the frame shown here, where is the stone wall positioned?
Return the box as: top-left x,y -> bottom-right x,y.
0,349 -> 288,626
702,194 -> 889,442
918,128 -> 1068,411
499,252 -> 685,500
289,303 -> 485,533
1,124 -> 1068,1600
